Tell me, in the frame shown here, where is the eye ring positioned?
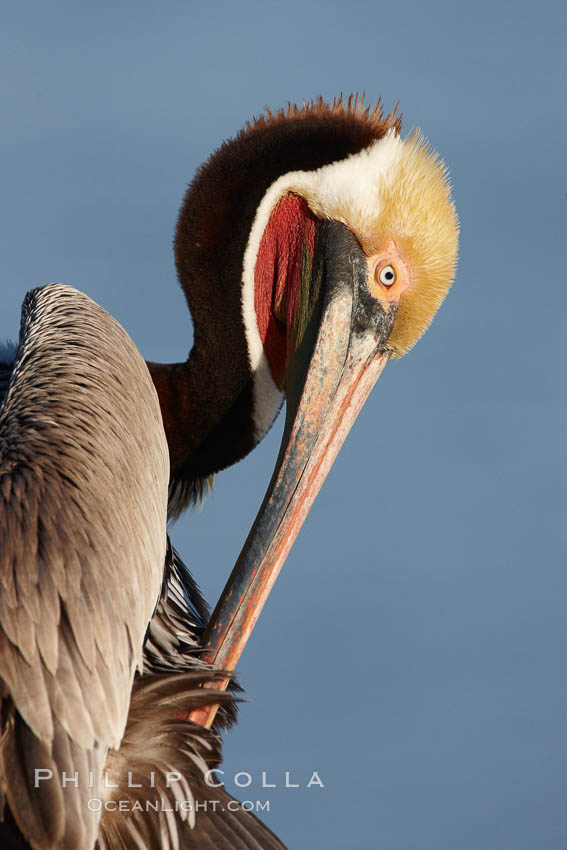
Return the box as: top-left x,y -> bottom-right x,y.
378,264 -> 397,287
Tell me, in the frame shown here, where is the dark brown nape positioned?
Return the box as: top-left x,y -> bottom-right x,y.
148,95 -> 401,511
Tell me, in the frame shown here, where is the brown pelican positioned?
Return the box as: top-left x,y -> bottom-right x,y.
0,96 -> 458,848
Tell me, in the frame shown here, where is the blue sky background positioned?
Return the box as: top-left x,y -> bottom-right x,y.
1,1 -> 566,847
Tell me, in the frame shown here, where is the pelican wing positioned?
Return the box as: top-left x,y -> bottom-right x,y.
0,285 -> 169,848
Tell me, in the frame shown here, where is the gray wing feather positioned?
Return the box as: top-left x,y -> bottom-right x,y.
0,284 -> 169,848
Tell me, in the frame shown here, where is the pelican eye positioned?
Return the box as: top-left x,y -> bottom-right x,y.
378,264 -> 397,287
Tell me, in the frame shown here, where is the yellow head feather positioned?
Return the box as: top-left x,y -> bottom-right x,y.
366,131 -> 459,357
